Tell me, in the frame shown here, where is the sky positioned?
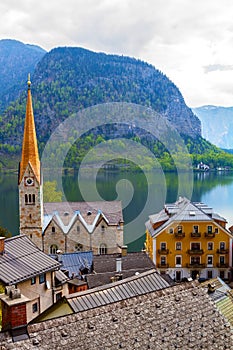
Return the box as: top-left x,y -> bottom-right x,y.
1,0 -> 233,107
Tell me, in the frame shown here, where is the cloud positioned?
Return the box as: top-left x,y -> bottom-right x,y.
1,0 -> 233,106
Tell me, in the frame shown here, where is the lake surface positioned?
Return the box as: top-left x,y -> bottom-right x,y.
1,170 -> 233,251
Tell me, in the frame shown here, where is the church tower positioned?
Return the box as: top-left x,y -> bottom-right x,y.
18,75 -> 43,250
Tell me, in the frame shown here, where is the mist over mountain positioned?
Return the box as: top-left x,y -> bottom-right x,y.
192,106 -> 233,149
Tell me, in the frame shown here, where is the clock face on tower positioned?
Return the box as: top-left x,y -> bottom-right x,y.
24,177 -> 34,186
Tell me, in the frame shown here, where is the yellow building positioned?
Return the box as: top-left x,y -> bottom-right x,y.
145,197 -> 233,281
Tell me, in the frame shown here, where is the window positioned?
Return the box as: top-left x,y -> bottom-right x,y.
56,292 -> 62,302
177,226 -> 183,233
191,256 -> 200,265
214,228 -> 218,233
75,243 -> 83,252
219,271 -> 225,279
207,226 -> 212,234
220,256 -> 225,265
193,225 -> 199,233
50,244 -> 58,254
220,242 -> 225,250
25,193 -> 35,205
207,255 -> 213,266
39,273 -> 45,284
101,225 -> 105,233
160,256 -> 166,266
99,244 -> 107,255
52,226 -> 56,233
77,225 -> 80,233
176,242 -> 182,250
175,256 -> 182,266
207,270 -> 213,279
160,242 -> 166,250
32,302 -> 38,313
207,242 -> 213,250
31,276 -> 36,285
191,242 -> 200,251
169,228 -> 174,234
175,271 -> 181,281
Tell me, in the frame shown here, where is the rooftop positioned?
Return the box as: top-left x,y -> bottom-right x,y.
0,235 -> 60,285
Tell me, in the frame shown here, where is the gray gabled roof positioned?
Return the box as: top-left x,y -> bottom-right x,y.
0,235 -> 60,285
67,269 -> 170,313
147,197 -> 230,238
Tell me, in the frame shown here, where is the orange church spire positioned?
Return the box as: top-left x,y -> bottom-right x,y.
19,74 -> 40,184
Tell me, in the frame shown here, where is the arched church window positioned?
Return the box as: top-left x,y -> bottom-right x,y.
25,194 -> 28,204
99,243 -> 107,255
50,244 -> 58,254
32,194 -> 35,203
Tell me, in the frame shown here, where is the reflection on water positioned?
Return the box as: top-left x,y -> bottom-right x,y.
1,170 -> 233,251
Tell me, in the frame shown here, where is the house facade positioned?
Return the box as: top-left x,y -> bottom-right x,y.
145,197 -> 233,281
0,235 -> 68,330
18,77 -> 124,255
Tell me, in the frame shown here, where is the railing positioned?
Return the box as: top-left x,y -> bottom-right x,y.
186,263 -> 205,268
216,249 -> 229,254
190,232 -> 201,238
158,249 -> 169,255
174,232 -> 185,238
204,232 -> 215,238
157,264 -> 169,268
217,263 -> 229,268
187,249 -> 204,255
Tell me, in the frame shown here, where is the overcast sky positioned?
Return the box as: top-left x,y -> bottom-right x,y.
1,0 -> 233,107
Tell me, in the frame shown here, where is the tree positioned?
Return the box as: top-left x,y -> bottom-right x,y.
0,226 -> 11,238
43,181 -> 63,202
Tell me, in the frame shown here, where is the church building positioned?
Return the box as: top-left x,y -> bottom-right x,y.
18,77 -> 124,254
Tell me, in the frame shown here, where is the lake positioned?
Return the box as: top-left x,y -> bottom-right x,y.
1,169 -> 233,251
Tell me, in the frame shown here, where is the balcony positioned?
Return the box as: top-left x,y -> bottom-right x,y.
190,232 -> 201,238
217,263 -> 229,268
204,232 -> 215,238
216,249 -> 229,254
158,249 -> 169,255
158,264 -> 169,268
174,231 -> 185,238
186,263 -> 205,268
187,249 -> 204,255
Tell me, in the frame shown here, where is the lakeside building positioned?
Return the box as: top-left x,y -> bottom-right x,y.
18,77 -> 124,254
145,196 -> 233,281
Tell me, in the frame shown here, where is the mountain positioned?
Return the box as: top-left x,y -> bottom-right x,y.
192,105 -> 233,149
0,39 -> 46,112
0,46 -> 201,147
1,44 -> 233,170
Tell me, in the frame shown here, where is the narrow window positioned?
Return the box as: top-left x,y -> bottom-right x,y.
50,245 -> 58,254
207,225 -> 212,233
207,242 -> 213,250
52,226 -> 56,233
220,256 -> 225,265
32,302 -> 38,313
177,226 -> 182,233
25,194 -> 28,204
175,256 -> 182,265
207,255 -> 213,265
32,194 -> 35,203
101,225 -> 105,233
176,242 -> 181,250
31,276 -> 36,285
39,273 -> 45,284
160,242 -> 166,250
160,256 -> 166,266
77,225 -> 80,233
220,242 -> 225,250
99,244 -> 107,255
220,270 -> 225,279
207,270 -> 213,279
29,194 -> 32,203
193,225 -> 198,233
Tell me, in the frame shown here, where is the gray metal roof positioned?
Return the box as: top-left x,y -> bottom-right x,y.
51,251 -> 93,278
0,235 -> 60,285
67,269 -> 170,313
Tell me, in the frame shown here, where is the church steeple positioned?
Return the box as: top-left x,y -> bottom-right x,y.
19,74 -> 40,184
18,76 -> 43,250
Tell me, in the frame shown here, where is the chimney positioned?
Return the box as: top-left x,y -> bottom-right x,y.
116,258 -> 122,272
0,286 -> 29,338
0,236 -> 5,254
121,245 -> 128,257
